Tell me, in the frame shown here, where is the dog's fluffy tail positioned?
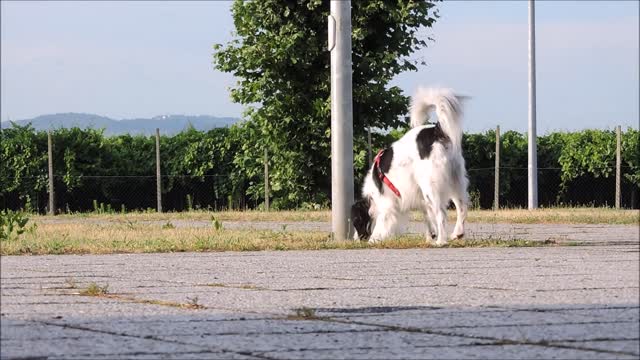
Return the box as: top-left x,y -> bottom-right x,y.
410,87 -> 464,150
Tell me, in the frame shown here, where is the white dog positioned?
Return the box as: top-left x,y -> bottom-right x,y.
351,87 -> 469,245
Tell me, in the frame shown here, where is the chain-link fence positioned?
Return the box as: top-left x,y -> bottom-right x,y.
1,127 -> 638,213
467,167 -> 638,210
1,174 -> 248,214
3,168 -> 638,214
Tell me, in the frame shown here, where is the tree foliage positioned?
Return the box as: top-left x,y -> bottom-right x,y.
213,0 -> 439,208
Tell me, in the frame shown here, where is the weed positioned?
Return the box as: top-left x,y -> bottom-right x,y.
92,200 -> 115,214
186,194 -> 193,211
64,277 -> 77,289
292,307 -> 318,319
125,219 -> 137,229
0,210 -> 35,241
203,283 -> 227,287
185,296 -> 205,309
162,221 -> 175,230
210,216 -> 223,230
80,282 -> 109,296
202,283 -> 265,290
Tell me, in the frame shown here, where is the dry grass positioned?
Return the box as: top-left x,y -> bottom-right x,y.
464,208 -> 639,225
74,283 -> 205,309
41,210 -> 330,223
0,221 -> 549,256
79,282 -> 109,296
33,207 -> 638,225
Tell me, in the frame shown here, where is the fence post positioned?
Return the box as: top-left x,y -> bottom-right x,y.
155,128 -> 162,213
47,130 -> 56,215
494,125 -> 500,210
616,125 -> 621,209
264,148 -> 270,211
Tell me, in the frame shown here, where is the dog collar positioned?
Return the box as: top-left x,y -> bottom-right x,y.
374,149 -> 402,198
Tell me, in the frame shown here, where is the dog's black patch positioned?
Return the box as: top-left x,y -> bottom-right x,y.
416,123 -> 450,159
372,147 -> 394,194
351,197 -> 372,241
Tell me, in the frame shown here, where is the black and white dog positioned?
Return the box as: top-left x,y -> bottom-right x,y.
351,87 -> 469,245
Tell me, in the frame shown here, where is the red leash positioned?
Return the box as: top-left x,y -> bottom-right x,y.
373,149 -> 402,198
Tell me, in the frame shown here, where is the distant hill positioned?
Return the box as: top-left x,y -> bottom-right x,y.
1,113 -> 239,136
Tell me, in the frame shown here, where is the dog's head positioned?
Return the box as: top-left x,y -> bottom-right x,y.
351,197 -> 372,241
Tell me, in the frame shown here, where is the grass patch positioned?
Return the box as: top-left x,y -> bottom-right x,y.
79,282 -> 109,296
202,283 -> 266,290
103,295 -> 206,310
31,207 -> 639,225
0,220 -> 557,256
288,307 -> 320,320
76,291 -> 205,310
73,281 -> 205,310
464,208 -> 639,225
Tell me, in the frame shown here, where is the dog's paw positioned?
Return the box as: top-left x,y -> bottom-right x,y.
450,232 -> 464,240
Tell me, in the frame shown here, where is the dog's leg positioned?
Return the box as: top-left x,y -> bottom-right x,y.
450,196 -> 467,240
418,180 -> 440,243
432,202 -> 448,246
450,166 -> 469,240
423,187 -> 448,246
421,201 -> 437,241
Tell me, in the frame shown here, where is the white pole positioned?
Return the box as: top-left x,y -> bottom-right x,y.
156,128 -> 162,213
494,125 -> 500,210
528,0 -> 538,209
616,125 -> 621,209
48,130 -> 56,215
329,0 -> 355,240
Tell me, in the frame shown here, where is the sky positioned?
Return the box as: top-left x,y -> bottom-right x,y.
1,0 -> 638,134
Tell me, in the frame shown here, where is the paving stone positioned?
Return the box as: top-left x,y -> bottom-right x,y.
49,351 -> 261,360
0,333 -> 206,359
1,238 -> 638,359
260,344 -> 632,360
72,317 -> 383,337
445,321 -> 640,343
553,340 -> 640,355
161,330 -> 493,353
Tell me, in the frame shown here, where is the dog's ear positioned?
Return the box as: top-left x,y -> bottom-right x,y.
351,198 -> 372,241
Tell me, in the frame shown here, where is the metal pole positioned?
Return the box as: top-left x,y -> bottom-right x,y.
367,125 -> 372,167
494,125 -> 500,210
528,0 -> 538,209
264,148 -> 270,211
155,128 -> 162,213
47,130 -> 55,215
616,125 -> 621,209
329,0 -> 355,240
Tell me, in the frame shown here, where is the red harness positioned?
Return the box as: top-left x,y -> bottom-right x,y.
373,149 -> 402,198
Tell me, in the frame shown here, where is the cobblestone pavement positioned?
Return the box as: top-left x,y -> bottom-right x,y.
1,233 -> 639,359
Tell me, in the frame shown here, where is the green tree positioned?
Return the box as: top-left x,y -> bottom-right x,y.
0,124 -> 48,210
213,0 -> 439,209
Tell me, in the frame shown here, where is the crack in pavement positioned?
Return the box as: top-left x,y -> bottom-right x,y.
31,320 -> 277,360
292,315 -> 640,357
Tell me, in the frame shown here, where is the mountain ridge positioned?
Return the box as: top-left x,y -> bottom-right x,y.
1,112 -> 239,135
